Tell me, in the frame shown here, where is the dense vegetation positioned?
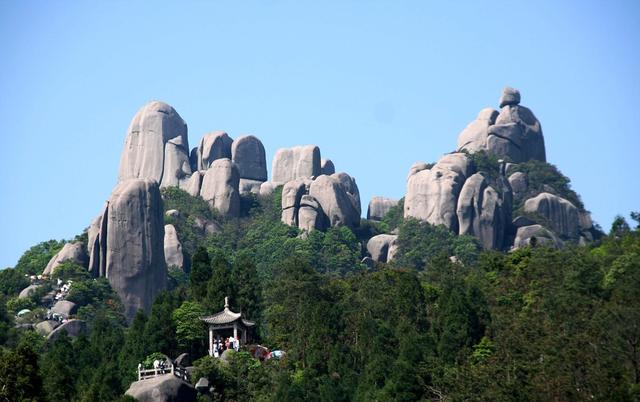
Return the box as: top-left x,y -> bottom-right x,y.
0,188 -> 638,401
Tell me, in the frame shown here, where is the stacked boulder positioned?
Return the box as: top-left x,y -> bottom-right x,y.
456,87 -> 546,163
367,197 -> 398,221
271,145 -> 360,231
401,87 -> 595,251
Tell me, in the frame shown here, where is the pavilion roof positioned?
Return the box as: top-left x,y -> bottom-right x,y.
200,297 -> 255,327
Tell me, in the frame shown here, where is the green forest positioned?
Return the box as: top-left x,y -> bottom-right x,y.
1,187 -> 639,402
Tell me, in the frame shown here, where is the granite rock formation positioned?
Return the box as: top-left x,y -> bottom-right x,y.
126,374 -> 197,402
200,158 -> 240,217
367,197 -> 399,221
367,234 -> 398,263
164,224 -> 184,270
272,145 -> 321,184
43,242 -> 88,276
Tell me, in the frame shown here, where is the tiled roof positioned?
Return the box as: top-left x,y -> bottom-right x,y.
201,307 -> 241,325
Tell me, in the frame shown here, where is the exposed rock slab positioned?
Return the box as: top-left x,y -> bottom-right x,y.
125,374 -> 197,402
43,242 -> 88,276
513,224 -> 562,249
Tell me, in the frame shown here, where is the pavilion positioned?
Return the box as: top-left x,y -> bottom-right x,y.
200,297 -> 255,357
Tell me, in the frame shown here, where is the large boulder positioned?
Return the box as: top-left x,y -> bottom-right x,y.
272,145 -> 321,184
499,86 -> 521,108
179,171 -> 203,197
200,158 -> 240,217
508,171 -> 528,202
164,224 -> 184,270
118,101 -> 191,188
456,173 -> 506,250
239,179 -> 264,195
231,135 -> 267,181
523,192 -> 580,238
513,224 -> 562,249
367,197 -> 398,221
367,234 -> 398,263
404,153 -> 474,232
332,172 -> 361,217
456,108 -> 499,153
43,242 -> 88,276
103,179 -> 167,322
308,174 -> 360,228
125,374 -> 197,402
47,319 -> 87,342
321,159 -> 335,175
193,131 -> 233,171
35,320 -> 60,336
18,284 -> 42,299
51,300 -> 78,318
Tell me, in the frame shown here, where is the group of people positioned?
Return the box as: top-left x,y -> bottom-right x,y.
213,335 -> 240,357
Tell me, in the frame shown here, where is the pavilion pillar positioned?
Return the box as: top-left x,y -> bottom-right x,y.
233,322 -> 238,340
242,328 -> 247,344
208,326 -> 213,356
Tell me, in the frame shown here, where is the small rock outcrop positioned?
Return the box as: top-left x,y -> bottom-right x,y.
200,158 -> 240,217
321,158 -> 335,175
192,131 -> 233,171
367,197 -> 399,221
367,234 -> 398,263
35,320 -> 60,336
125,374 -> 197,402
297,195 -> 324,232
18,284 -> 42,299
118,101 -> 191,188
164,224 -> 184,270
43,242 -> 88,276
272,145 -> 321,184
281,178 -> 311,227
51,300 -> 78,318
508,171 -> 528,202
513,224 -> 562,249
456,108 -> 498,153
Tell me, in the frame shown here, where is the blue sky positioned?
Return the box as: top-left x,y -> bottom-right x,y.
1,1 -> 638,268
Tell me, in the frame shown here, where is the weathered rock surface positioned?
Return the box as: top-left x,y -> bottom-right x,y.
367,234 -> 398,263
259,182 -> 277,197
47,319 -> 87,342
239,179 -> 264,195
513,224 -> 562,249
456,173 -> 506,250
490,97 -> 546,162
499,86 -> 521,108
332,172 -> 361,217
193,131 -> 233,171
308,174 -> 361,228
367,197 -> 398,221
281,179 -> 311,227
179,171 -> 203,197
404,153 -> 474,232
297,195 -> 324,232
193,217 -> 221,236
164,224 -> 184,270
408,161 -> 429,179
523,192 -> 579,238
103,179 -> 167,322
508,171 -> 528,201
126,374 -> 197,402
200,158 -> 240,217
321,159 -> 335,175
35,320 -> 60,336
43,242 -> 88,276
456,108 -> 499,153
232,135 -> 267,181
118,101 -> 191,188
272,145 -> 321,184
18,284 -> 42,299
87,204 -> 108,277
51,300 -> 78,317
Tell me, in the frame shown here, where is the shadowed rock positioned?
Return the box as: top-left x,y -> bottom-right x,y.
308,174 -> 360,228
513,224 -> 562,249
321,158 -> 335,175
232,135 -> 267,181
194,131 -> 233,171
367,234 -> 398,263
47,319 -> 87,342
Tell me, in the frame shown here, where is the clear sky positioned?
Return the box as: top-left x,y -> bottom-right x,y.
1,1 -> 639,268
